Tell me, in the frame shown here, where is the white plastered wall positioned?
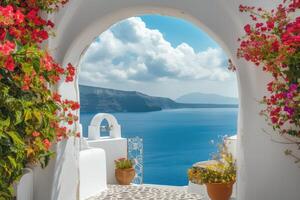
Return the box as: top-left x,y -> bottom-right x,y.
31,0 -> 300,200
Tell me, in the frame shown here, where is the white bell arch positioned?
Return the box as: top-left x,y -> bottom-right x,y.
88,113 -> 121,140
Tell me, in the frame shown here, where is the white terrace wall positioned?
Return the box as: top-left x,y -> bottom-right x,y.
31,0 -> 300,200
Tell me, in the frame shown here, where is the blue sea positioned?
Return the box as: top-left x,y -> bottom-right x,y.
80,108 -> 238,186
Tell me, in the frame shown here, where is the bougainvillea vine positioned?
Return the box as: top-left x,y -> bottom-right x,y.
0,0 -> 80,198
238,0 -> 300,163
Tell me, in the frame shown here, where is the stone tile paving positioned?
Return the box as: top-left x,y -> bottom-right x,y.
86,184 -> 205,200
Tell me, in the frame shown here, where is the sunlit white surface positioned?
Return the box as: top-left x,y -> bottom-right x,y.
79,148 -> 107,200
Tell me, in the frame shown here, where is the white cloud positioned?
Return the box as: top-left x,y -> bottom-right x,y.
79,17 -> 232,86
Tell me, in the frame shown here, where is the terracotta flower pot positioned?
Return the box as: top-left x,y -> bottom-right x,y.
115,168 -> 135,185
205,182 -> 234,200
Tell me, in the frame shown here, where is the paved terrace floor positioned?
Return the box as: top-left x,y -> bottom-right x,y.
86,184 -> 205,200
86,184 -> 237,200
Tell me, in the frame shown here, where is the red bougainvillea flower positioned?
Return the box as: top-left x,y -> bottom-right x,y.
32,29 -> 49,43
4,56 -> 15,71
281,17 -> 300,48
266,21 -> 275,29
41,54 -> 54,71
65,76 -> 73,82
0,5 -> 14,25
32,131 -> 41,137
71,102 -> 80,110
43,139 -> 52,150
65,63 -> 76,82
67,63 -> 75,75
0,40 -> 15,56
53,92 -> 62,102
14,10 -> 24,24
0,29 -> 6,40
47,20 -> 55,28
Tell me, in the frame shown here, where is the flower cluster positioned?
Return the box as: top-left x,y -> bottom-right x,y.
0,0 -> 79,198
0,5 -> 23,26
238,0 -> 300,137
0,5 -> 54,45
0,40 -> 16,72
188,143 -> 236,184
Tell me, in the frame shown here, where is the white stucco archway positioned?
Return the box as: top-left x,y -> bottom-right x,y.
33,1 -> 300,200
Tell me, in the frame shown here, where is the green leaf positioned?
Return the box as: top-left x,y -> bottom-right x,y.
0,117 -> 10,128
21,63 -> 33,74
7,156 -> 17,168
39,151 -> 54,168
33,110 -> 42,123
14,111 -> 23,125
32,57 -> 40,73
7,131 -> 24,145
24,109 -> 32,121
0,130 -> 8,139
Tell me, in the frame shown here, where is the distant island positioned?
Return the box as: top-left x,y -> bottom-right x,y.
79,85 -> 238,113
176,92 -> 238,104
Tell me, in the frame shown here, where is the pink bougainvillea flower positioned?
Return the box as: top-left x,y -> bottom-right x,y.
244,24 -> 252,34
289,83 -> 298,91
284,106 -> 295,116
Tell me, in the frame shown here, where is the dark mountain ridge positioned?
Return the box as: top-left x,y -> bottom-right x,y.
79,85 -> 238,113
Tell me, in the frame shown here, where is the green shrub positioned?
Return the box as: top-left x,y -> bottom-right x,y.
115,158 -> 134,169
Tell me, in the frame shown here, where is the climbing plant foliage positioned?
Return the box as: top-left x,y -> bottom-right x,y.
0,0 -> 79,199
238,0 -> 300,163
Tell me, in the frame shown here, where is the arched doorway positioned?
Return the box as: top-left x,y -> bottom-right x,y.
42,1 -> 300,200
78,14 -> 238,187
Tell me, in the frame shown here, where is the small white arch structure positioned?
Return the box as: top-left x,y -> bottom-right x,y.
86,113 -> 127,185
88,113 -> 121,140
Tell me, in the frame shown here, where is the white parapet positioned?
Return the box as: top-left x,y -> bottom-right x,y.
79,148 -> 107,200
87,138 -> 127,184
16,168 -> 33,200
86,113 -> 127,184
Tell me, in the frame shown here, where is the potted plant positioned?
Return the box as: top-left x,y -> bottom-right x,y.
115,158 -> 135,185
188,143 -> 236,200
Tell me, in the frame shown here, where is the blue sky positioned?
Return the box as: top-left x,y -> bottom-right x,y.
140,15 -> 220,52
79,15 -> 237,99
